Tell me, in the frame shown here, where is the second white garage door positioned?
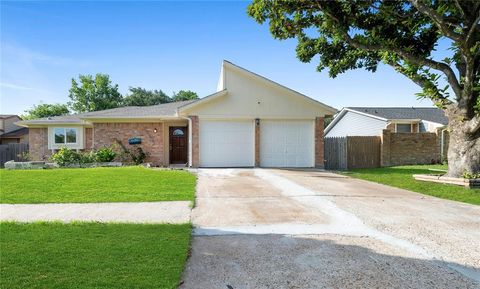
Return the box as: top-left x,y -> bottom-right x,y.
260,120 -> 314,167
199,120 -> 254,167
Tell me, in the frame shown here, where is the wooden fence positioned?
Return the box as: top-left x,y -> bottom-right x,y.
0,143 -> 29,168
324,136 -> 380,170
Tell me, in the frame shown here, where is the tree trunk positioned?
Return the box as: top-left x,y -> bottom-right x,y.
446,117 -> 480,177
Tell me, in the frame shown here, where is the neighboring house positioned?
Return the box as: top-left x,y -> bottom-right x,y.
325,107 -> 449,166
17,60 -> 336,168
325,107 -> 448,137
0,115 -> 29,144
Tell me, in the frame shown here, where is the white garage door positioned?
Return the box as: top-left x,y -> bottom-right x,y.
260,120 -> 314,167
199,120 -> 254,167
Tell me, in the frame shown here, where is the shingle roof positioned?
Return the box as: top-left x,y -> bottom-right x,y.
19,100 -> 196,125
0,127 -> 28,137
0,115 -> 18,119
347,107 -> 448,125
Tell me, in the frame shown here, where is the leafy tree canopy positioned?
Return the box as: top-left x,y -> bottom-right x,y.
248,0 -> 480,176
171,90 -> 199,102
123,87 -> 170,106
22,103 -> 69,120
68,74 -> 123,113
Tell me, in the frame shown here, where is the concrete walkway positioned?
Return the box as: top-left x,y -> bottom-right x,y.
0,201 -> 191,223
180,168 -> 480,289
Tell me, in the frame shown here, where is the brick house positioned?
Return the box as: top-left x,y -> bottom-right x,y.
0,115 -> 29,144
324,107 -> 449,165
17,61 -> 336,168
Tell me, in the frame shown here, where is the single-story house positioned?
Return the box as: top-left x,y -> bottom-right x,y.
324,107 -> 450,165
18,61 -> 336,168
325,107 -> 448,137
0,115 -> 29,144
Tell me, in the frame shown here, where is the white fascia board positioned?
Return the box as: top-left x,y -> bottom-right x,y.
324,108 -> 348,135
344,108 -> 388,121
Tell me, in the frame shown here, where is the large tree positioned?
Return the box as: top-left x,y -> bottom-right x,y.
171,90 -> 199,102
68,74 -> 123,113
123,87 -> 170,106
22,103 -> 69,120
248,0 -> 479,177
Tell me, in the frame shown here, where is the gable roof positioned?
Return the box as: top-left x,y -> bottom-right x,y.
179,61 -> 336,115
325,107 -> 448,135
17,100 -> 195,126
347,107 -> 448,125
0,127 -> 28,138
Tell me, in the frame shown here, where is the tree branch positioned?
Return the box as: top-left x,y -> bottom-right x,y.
409,0 -> 463,42
465,12 -> 480,46
341,33 -> 463,97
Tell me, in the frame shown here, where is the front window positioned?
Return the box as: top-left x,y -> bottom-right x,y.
396,124 -> 411,133
54,128 -> 77,144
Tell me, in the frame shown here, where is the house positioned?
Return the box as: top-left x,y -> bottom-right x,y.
324,107 -> 449,166
0,115 -> 29,144
17,61 -> 336,168
325,107 -> 448,137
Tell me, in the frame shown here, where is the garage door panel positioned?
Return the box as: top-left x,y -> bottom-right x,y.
200,120 -> 254,167
260,120 -> 314,168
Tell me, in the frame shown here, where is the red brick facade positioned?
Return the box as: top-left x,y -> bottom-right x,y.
315,117 -> 325,168
255,119 -> 260,167
189,116 -> 199,167
29,128 -> 50,161
93,122 -> 164,166
85,128 -> 93,150
380,129 -> 441,166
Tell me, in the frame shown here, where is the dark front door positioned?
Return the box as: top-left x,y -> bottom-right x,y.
169,127 -> 188,164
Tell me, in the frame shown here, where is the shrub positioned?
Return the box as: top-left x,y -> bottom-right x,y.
130,147 -> 148,165
80,151 -> 97,164
463,171 -> 480,179
96,147 -> 117,162
51,148 -> 81,166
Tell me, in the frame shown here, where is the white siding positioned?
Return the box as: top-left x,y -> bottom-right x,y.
326,111 -> 387,137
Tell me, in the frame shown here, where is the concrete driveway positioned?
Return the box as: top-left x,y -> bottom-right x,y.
180,168 -> 480,289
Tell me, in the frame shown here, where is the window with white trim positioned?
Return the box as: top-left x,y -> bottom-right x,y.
54,128 -> 78,144
395,123 -> 411,133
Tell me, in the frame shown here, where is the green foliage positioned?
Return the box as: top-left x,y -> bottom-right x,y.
463,171 -> 480,179
0,167 -> 196,203
68,74 -> 123,113
123,87 -> 170,106
171,90 -> 199,102
51,148 -> 82,166
130,147 -> 148,165
80,150 -> 97,164
0,222 -> 191,289
247,0 -> 479,114
22,103 -> 69,120
95,146 -> 117,162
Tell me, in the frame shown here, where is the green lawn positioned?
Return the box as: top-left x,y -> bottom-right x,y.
0,222 -> 191,289
344,165 -> 480,205
0,167 -> 196,204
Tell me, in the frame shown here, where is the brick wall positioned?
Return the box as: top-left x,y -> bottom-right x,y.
189,116 -> 199,167
315,117 -> 325,168
85,128 -> 93,150
255,119 -> 260,166
93,122 -> 164,166
380,129 -> 440,166
28,128 -> 50,161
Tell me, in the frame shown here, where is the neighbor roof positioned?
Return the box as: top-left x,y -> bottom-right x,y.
0,127 -> 28,138
347,107 -> 448,125
17,100 -> 196,126
0,115 -> 19,119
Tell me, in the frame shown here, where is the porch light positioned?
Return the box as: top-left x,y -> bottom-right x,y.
153,128 -> 157,133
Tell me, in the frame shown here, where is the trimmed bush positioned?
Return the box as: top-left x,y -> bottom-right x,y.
96,147 -> 117,162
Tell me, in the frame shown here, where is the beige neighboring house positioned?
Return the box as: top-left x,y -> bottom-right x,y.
0,115 -> 29,144
17,60 -> 336,167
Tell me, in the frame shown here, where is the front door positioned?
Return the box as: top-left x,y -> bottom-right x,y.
169,127 -> 188,164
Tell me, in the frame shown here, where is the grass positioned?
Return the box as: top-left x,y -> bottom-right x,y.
0,222 -> 191,289
0,167 -> 196,204
344,164 -> 480,205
